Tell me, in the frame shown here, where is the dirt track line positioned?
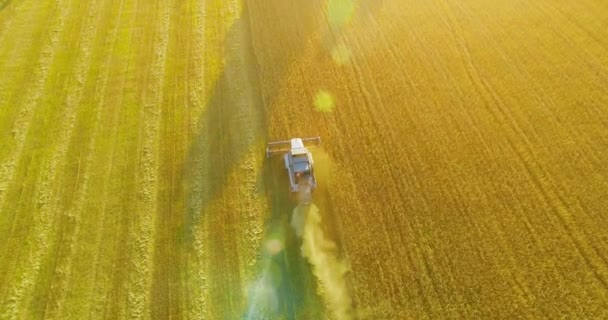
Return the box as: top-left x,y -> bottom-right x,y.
431,0 -> 545,306
535,1 -> 608,76
0,0 -> 82,317
99,0 -> 150,317
450,1 -> 561,305
524,1 -> 608,165
450,0 -> 608,263
479,62 -> 608,293
436,0 -> 608,295
337,20 -> 433,310
350,36 -> 447,318
316,61 -> 401,314
150,0 -> 191,316
451,0 -> 605,171
84,0 -> 130,315
386,10 -> 516,310
375,5 -> 537,316
127,0 -> 172,317
87,1 -> 144,318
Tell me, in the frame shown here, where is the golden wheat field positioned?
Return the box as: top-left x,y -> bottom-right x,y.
1,0 -> 607,319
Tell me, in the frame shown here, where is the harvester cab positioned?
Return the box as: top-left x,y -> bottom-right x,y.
266,137 -> 321,202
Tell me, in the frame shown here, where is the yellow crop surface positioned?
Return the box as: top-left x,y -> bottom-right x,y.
0,0 -> 607,319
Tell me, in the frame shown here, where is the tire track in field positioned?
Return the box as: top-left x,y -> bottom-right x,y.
523,0 -> 608,162
34,0 -> 107,316
366,9 -> 516,316
417,1 -> 566,312
356,3 -> 543,316
533,1 -> 608,78
126,0 -> 172,317
434,0 -> 608,296
337,6 -> 505,315
0,1 -> 52,162
0,0 -> 85,317
468,19 -> 608,297
70,0 -> 146,317
0,0 -> 57,226
428,0 -> 560,308
100,0 -> 152,317
332,2 -> 528,316
82,0 -> 134,316
35,0 -> 118,317
541,1 -> 608,56
345,50 -> 440,318
448,0 -> 608,296
430,0 -> 564,305
318,12 -> 439,313
418,0 -> 608,312
150,0 -> 192,317
0,2 -> 55,270
0,0 -> 68,290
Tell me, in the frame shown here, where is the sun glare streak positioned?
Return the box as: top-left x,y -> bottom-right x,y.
243,222 -> 287,319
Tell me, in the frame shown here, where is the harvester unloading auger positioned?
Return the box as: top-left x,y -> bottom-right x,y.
266,137 -> 321,204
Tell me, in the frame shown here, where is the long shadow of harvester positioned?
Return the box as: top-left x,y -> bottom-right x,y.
179,0 -> 321,249
154,0 -> 385,317
155,0 -> 328,318
178,0 -> 387,257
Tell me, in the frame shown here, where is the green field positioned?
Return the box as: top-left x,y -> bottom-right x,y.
1,0 -> 607,319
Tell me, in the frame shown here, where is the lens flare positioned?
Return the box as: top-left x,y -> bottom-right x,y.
244,270 -> 279,319
265,239 -> 283,255
314,90 -> 335,112
327,0 -> 355,31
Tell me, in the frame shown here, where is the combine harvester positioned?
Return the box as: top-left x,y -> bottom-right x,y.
266,137 -> 321,204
